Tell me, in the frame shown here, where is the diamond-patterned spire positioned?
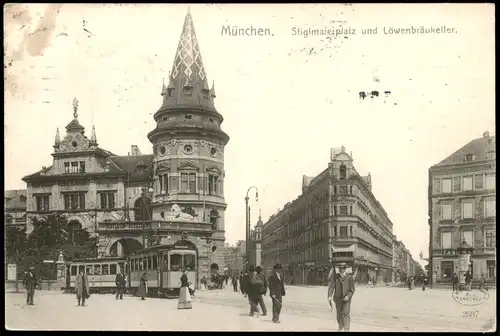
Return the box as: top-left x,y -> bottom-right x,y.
158,10 -> 216,113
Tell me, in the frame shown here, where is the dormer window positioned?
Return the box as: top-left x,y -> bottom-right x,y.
167,88 -> 174,97
339,165 -> 347,180
185,114 -> 193,120
487,151 -> 495,160
183,86 -> 192,95
465,154 -> 475,162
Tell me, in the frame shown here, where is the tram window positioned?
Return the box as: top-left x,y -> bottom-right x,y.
148,256 -> 152,270
110,264 -> 117,275
94,265 -> 101,275
163,254 -> 169,268
71,266 -> 77,276
118,262 -> 124,273
143,257 -> 148,271
102,264 -> 109,275
139,259 -> 143,271
152,256 -> 158,270
184,254 -> 195,271
78,265 -> 85,274
131,259 -> 135,272
170,254 -> 182,271
86,265 -> 93,275
135,259 -> 139,271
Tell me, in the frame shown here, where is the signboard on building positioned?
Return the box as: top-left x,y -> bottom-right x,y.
7,264 -> 17,281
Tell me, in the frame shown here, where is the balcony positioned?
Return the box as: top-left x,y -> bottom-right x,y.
96,220 -> 214,235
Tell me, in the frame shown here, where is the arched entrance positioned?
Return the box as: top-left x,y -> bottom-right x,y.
210,263 -> 219,277
109,238 -> 143,257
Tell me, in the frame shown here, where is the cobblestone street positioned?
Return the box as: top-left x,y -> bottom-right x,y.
6,285 -> 496,331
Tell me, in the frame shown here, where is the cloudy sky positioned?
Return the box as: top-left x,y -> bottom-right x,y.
4,4 -> 495,261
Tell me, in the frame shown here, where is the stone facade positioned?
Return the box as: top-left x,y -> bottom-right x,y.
5,189 -> 27,230
428,131 -> 496,285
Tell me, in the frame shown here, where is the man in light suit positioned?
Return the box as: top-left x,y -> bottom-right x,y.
328,263 -> 355,331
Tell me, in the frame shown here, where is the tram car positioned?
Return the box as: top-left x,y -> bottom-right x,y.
66,257 -> 128,294
128,241 -> 198,298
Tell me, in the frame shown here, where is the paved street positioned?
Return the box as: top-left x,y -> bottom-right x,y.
6,285 -> 496,331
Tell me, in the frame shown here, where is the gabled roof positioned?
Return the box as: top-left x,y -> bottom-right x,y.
433,133 -> 496,167
22,166 -> 53,180
109,154 -> 154,182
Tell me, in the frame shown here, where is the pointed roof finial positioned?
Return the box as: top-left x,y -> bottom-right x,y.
161,77 -> 167,96
187,6 -> 191,14
72,97 -> 79,119
54,128 -> 60,146
259,209 -> 262,219
210,80 -> 216,98
91,125 -> 98,144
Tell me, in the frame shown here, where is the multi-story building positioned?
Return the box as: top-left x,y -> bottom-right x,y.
20,10 -> 230,279
392,238 -> 412,282
227,240 -> 245,273
5,190 -> 28,230
247,215 -> 263,269
262,146 -> 395,285
428,131 -> 496,286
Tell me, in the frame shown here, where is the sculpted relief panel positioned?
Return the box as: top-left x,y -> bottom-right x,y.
57,132 -> 91,153
154,138 -> 224,161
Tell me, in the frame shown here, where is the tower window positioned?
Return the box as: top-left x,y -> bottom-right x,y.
167,89 -> 174,97
208,175 -> 219,195
180,173 -> 196,193
210,147 -> 217,157
209,209 -> 219,230
185,114 -> 193,120
339,165 -> 347,180
203,90 -> 210,99
159,146 -> 166,155
183,87 -> 192,95
209,118 -> 214,123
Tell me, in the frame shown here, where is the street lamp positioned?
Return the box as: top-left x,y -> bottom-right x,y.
245,186 -> 259,269
456,240 -> 474,290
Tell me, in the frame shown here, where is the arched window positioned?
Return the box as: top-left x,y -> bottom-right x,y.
134,196 -> 152,221
209,209 -> 219,230
339,165 -> 347,180
67,220 -> 83,245
5,214 -> 13,225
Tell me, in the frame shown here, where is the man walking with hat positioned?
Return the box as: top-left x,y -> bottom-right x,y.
23,266 -> 38,305
268,263 -> 286,323
328,262 -> 355,331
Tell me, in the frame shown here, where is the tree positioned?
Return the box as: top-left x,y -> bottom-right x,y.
5,226 -> 28,264
27,213 -> 97,262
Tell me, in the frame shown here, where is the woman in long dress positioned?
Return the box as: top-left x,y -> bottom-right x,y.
177,270 -> 192,309
75,270 -> 90,307
138,272 -> 147,300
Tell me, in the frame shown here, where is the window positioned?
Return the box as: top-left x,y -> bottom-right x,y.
441,203 -> 452,221
184,254 -> 195,271
64,162 -> 70,174
180,173 -> 196,193
486,260 -> 496,279
485,174 -> 495,190
339,165 -> 347,180
465,154 -> 475,162
185,114 -> 193,120
349,226 -> 353,236
167,88 -> 174,97
442,178 -> 452,193
485,199 -> 496,218
485,231 -> 495,248
36,195 -> 50,211
78,265 -> 85,274
86,265 -> 93,275
102,264 -> 109,275
339,226 -> 348,237
71,266 -> 77,276
475,175 -> 483,189
160,174 -> 169,193
94,265 -> 101,275
208,175 -> 218,195
110,264 -> 117,275
462,230 -> 474,247
63,193 -> 86,210
461,201 -> 473,219
339,206 -> 348,215
134,196 -> 152,221
349,186 -> 353,194
99,192 -> 116,209
463,176 -> 473,191
170,254 -> 182,271
67,220 -> 83,244
487,151 -> 495,160
152,256 -> 158,270
70,162 -> 79,174
339,186 -> 348,195
79,161 -> 86,173
441,261 -> 454,281
441,231 -> 452,249
210,209 -> 219,230
453,177 -> 461,192
334,186 -> 338,195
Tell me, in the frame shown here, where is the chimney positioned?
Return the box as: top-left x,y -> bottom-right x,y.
130,145 -> 142,156
483,131 -> 490,138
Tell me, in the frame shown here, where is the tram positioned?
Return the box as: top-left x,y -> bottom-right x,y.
128,240 -> 198,298
66,257 -> 128,294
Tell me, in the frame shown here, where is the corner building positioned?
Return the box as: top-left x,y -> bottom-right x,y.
261,147 -> 394,285
428,131 -> 496,287
21,11 -> 230,280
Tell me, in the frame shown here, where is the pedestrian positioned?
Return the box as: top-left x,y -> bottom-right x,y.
115,268 -> 127,300
225,275 -> 229,286
138,272 -> 147,300
23,267 -> 37,306
75,269 -> 90,306
269,263 -> 286,324
239,272 -> 245,294
328,263 -> 355,332
452,272 -> 459,292
177,270 -> 192,309
408,276 -> 412,290
200,276 -> 207,291
242,271 -> 250,297
478,274 -> 488,293
465,271 -> 472,291
232,275 -> 239,292
246,266 -> 261,316
255,266 -> 268,316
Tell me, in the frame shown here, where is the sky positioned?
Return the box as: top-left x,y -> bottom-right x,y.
4,4 -> 495,263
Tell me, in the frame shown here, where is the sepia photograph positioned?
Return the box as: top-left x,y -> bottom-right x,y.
4,3 -> 496,332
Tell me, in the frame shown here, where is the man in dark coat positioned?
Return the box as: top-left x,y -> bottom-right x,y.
239,272 -> 245,294
255,266 -> 268,316
231,275 -> 239,292
115,269 -> 127,300
328,263 -> 355,331
241,271 -> 250,297
23,267 -> 38,305
268,263 -> 286,323
452,272 -> 459,292
247,265 -> 264,316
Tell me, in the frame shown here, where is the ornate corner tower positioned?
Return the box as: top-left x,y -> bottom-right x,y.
147,10 -> 230,277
